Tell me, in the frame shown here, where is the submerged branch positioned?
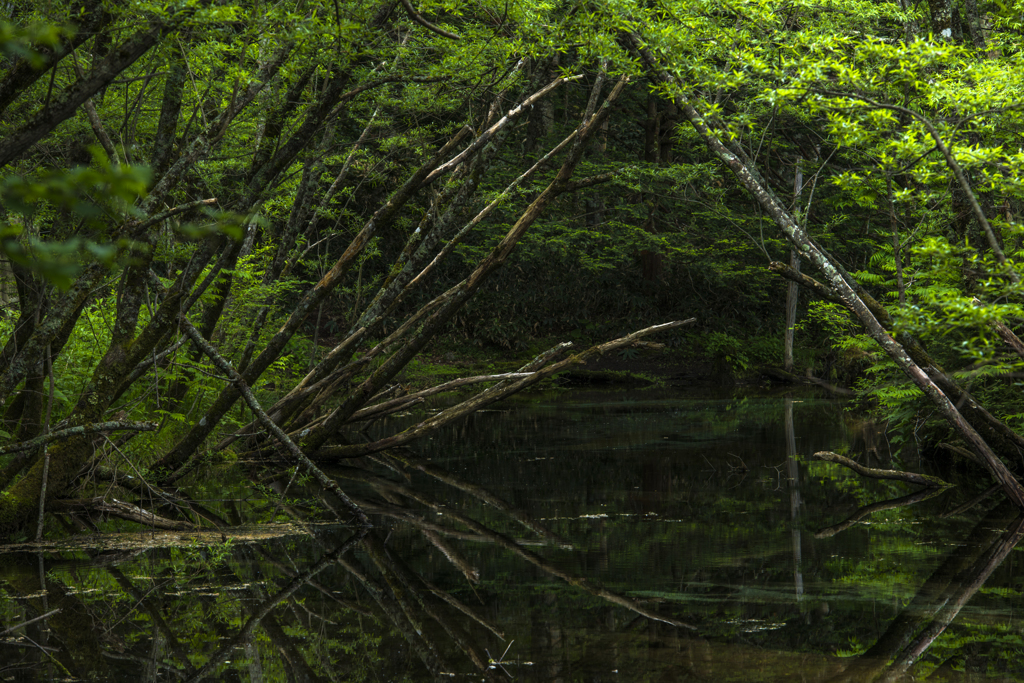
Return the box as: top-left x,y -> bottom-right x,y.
813,451 -> 953,488
182,530 -> 367,683
941,484 -> 1001,519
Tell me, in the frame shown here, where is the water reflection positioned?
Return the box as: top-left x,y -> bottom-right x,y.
0,389 -> 1022,681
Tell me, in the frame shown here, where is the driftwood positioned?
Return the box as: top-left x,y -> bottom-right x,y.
813,451 -> 953,488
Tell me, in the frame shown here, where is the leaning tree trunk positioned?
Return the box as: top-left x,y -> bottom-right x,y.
624,30 -> 1024,508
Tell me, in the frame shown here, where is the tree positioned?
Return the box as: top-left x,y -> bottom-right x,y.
0,0 -> 689,539
3,0 -> 1024,543
606,0 -> 1024,501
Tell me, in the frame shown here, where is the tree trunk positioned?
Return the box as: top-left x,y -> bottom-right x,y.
625,31 -> 1024,507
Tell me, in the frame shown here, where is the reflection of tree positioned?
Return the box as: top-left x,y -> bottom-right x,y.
785,397 -> 803,600
0,439 -> 699,681
2,437 -> 1021,681
828,503 -> 1024,683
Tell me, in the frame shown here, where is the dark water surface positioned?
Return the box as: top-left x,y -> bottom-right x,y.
2,388 -> 1023,681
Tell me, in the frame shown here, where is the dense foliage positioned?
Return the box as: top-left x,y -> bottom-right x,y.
0,0 -> 1023,542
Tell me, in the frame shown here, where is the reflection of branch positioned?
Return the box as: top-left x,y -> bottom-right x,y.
423,528 -> 480,583
940,483 -> 1000,519
363,535 -> 489,671
813,451 -> 952,488
420,573 -> 504,640
378,450 -> 571,545
814,488 -> 948,538
351,498 -> 556,546
105,567 -> 197,674
338,554 -> 447,676
254,547 -> 375,618
340,482 -> 695,629
880,515 -> 1024,681
183,530 -> 365,683
827,503 -> 1021,683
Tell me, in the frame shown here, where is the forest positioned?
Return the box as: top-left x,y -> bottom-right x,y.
0,0 -> 1023,544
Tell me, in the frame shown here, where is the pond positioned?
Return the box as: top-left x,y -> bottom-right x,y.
0,387 -> 1021,681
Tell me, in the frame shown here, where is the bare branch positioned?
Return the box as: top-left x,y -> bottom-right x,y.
423,74 -> 583,183
314,320 -> 695,460
48,497 -> 194,530
0,421 -> 159,456
813,450 -> 953,488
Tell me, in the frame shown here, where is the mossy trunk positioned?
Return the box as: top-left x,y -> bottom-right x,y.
0,260 -> 185,539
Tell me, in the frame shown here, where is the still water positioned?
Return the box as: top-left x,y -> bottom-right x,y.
1,388 -> 1022,681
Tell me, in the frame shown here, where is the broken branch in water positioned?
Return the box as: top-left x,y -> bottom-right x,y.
813,451 -> 953,488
